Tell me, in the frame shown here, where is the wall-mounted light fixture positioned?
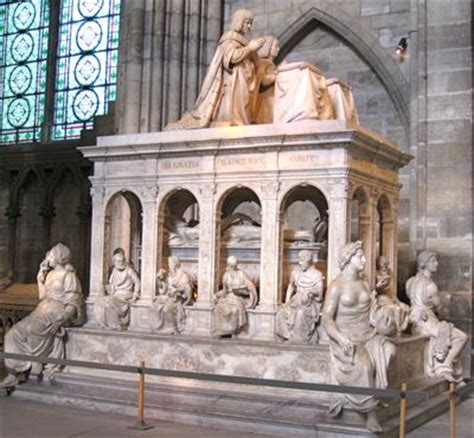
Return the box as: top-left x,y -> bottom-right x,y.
395,37 -> 408,61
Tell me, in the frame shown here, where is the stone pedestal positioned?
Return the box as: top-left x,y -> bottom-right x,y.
80,120 -> 411,338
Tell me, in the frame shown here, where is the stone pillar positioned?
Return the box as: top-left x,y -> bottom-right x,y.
138,187 -> 159,304
383,197 -> 398,297
77,203 -> 92,293
115,0 -> 146,134
39,205 -> 54,252
87,186 -> 107,303
365,188 -> 379,289
196,183 -> 217,308
189,183 -> 216,335
5,206 -> 19,277
116,0 -> 224,133
259,182 -> 280,310
328,181 -> 350,283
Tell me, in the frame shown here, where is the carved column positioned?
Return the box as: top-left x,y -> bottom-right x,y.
196,183 -> 217,308
116,0 -> 224,133
39,205 -> 54,252
77,203 -> 92,293
259,182 -> 280,310
87,186 -> 107,303
138,186 -> 159,304
385,196 -> 399,297
328,181 -> 350,283
366,187 -> 379,289
115,0 -> 146,134
5,206 -> 19,277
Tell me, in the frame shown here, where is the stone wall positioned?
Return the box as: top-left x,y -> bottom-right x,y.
410,0 -> 472,373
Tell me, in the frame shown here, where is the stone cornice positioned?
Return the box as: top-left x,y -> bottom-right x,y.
79,121 -> 413,169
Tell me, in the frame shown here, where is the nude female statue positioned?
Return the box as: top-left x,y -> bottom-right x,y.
322,241 -> 396,433
1,243 -> 83,389
406,250 -> 467,384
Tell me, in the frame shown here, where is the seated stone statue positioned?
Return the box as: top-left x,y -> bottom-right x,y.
406,250 -> 467,384
94,250 -> 140,331
149,256 -> 194,334
253,35 -> 280,124
373,255 -> 410,335
1,243 -> 83,390
275,250 -> 324,344
322,241 -> 396,433
212,256 -> 257,337
166,9 -> 265,129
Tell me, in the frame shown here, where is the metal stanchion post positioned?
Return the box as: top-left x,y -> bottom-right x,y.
449,382 -> 456,438
128,360 -> 154,431
399,382 -> 407,438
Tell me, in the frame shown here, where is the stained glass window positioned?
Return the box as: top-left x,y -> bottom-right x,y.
53,0 -> 120,140
0,0 -> 50,144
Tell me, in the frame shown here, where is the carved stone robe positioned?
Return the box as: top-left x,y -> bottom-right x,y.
167,31 -> 258,129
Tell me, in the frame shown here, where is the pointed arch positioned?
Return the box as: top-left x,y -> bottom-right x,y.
273,2 -> 409,133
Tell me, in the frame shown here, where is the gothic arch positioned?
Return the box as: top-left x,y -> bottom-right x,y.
273,2 -> 409,133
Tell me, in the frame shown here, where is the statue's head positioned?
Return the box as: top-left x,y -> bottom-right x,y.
376,255 -> 389,271
258,35 -> 280,59
230,9 -> 254,33
298,250 -> 313,271
226,255 -> 238,269
417,250 -> 438,273
168,256 -> 181,270
112,251 -> 127,270
48,242 -> 71,267
338,241 -> 365,272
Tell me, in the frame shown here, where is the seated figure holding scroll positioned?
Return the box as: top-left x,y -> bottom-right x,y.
166,9 -> 265,129
212,256 -> 257,337
275,250 -> 324,344
150,256 -> 193,334
94,250 -> 140,331
322,241 -> 396,433
406,250 -> 467,384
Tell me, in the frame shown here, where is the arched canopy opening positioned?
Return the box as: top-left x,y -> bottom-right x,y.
217,187 -> 262,298
280,184 -> 328,303
104,191 -> 142,280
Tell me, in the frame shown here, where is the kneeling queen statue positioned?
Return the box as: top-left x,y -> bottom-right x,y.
1,243 -> 83,390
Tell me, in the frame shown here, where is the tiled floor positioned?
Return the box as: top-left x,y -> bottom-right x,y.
0,394 -> 472,437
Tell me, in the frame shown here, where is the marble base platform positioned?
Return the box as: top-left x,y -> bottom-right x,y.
9,328 -> 448,437
65,328 -> 427,387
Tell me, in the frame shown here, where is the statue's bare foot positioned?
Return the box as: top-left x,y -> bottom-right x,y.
366,411 -> 383,433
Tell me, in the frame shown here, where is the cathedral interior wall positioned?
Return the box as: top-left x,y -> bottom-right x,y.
0,0 -> 472,373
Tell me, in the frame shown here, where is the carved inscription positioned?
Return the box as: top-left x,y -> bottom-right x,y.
159,159 -> 201,173
216,155 -> 267,171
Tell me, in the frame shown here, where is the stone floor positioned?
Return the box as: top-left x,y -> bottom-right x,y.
0,395 -> 472,437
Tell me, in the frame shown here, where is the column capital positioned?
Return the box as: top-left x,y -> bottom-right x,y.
329,179 -> 351,199
199,183 -> 216,201
260,181 -> 280,200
